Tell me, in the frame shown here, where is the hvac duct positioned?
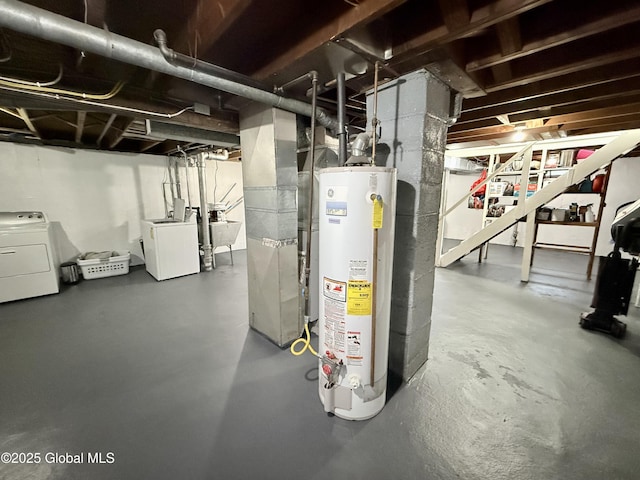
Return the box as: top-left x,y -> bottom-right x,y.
0,0 -> 339,132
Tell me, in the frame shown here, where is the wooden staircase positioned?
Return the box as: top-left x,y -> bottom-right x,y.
436,129 -> 640,269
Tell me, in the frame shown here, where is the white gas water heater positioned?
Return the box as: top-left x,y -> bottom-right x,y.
317,166 -> 396,420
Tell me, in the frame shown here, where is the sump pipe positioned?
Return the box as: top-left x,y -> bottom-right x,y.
196,154 -> 213,271
0,0 -> 339,132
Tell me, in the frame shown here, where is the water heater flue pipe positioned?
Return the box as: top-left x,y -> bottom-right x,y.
0,1 -> 339,132
337,73 -> 348,165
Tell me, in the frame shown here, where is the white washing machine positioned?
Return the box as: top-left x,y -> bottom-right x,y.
0,211 -> 60,303
141,217 -> 199,281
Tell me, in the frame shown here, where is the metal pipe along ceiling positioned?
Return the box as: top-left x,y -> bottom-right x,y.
0,0 -> 340,132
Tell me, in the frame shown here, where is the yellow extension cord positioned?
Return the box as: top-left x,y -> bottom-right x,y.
290,322 -> 319,357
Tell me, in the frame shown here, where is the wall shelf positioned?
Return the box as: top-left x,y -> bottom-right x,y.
530,163 -> 611,280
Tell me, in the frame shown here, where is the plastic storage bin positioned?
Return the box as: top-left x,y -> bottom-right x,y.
77,251 -> 130,279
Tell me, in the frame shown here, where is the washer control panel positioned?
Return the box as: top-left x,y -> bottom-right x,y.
0,211 -> 47,228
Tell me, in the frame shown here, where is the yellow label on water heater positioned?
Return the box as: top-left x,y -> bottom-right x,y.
347,281 -> 372,315
372,197 -> 383,229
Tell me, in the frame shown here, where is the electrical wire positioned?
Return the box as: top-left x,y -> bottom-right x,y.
0,77 -> 123,99
0,84 -> 194,119
0,65 -> 63,87
289,323 -> 319,357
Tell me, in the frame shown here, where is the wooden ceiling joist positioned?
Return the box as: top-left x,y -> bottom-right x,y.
175,0 -> 252,57
393,0 -> 552,58
495,16 -> 521,56
253,0 -> 406,79
462,59 -> 640,114
508,94 -> 640,127
457,78 -> 640,124
452,93 -> 640,135
448,124 -> 561,143
545,102 -> 640,127
467,5 -> 640,72
571,119 -> 640,136
437,0 -> 470,32
96,114 -> 117,146
108,118 -> 134,149
486,44 -> 640,92
75,111 -> 86,144
16,108 -> 40,139
449,107 -> 640,144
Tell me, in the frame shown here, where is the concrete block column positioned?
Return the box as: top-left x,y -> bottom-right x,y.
367,69 -> 452,380
239,103 -> 301,347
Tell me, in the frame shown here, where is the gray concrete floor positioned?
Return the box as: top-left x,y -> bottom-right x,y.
1,247 -> 640,480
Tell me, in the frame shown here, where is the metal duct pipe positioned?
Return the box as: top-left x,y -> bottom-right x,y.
177,146 -> 192,211
173,158 -> 182,199
153,29 -> 271,94
201,149 -> 229,161
275,71 -> 316,94
304,72 -> 318,320
0,0 -> 339,131
336,72 -> 348,165
196,154 -> 213,271
351,132 -> 370,157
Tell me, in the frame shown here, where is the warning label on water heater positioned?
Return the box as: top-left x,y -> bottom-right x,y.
346,331 -> 363,366
348,260 -> 368,280
347,281 -> 372,315
323,277 -> 346,302
323,297 -> 345,354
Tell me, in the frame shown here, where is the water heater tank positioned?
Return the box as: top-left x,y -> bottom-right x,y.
317,166 -> 396,420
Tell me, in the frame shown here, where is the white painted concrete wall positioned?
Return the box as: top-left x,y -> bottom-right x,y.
594,157 -> 640,256
442,158 -> 640,255
0,143 -> 246,266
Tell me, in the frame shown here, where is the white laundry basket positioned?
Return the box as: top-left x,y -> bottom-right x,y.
77,251 -> 130,279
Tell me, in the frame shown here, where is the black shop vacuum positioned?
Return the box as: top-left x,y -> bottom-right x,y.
580,200 -> 640,338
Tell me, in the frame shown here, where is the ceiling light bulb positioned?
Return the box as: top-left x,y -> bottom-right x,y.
512,126 -> 526,142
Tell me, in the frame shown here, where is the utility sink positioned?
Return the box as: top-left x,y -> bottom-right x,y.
152,219 -> 181,224
209,221 -> 242,268
209,221 -> 242,247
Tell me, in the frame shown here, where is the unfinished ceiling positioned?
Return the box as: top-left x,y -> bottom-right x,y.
1,0 -> 640,155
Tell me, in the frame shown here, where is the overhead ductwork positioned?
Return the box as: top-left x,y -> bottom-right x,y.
0,0 -> 340,132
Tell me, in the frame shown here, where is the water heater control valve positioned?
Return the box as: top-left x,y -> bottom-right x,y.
321,352 -> 343,388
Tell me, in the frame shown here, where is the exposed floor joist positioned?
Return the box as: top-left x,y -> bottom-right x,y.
393,0 -> 552,58
253,0 -> 405,79
75,111 -> 86,144
176,0 -> 252,57
2,0 -> 640,153
96,114 -> 117,146
16,108 -> 40,139
467,4 -> 640,71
